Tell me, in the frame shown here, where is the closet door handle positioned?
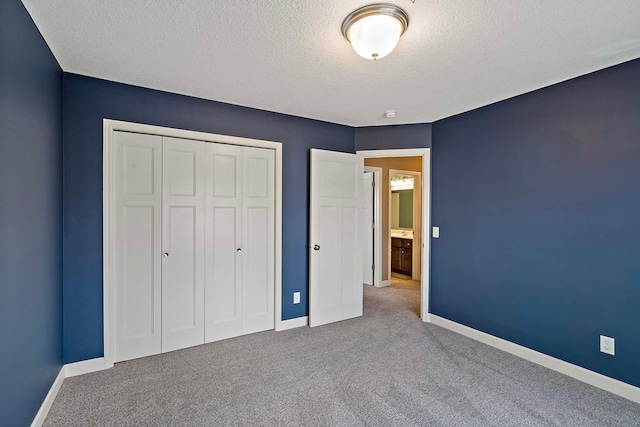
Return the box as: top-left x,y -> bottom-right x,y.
163,253 -> 169,258
313,245 -> 320,251
237,248 -> 242,253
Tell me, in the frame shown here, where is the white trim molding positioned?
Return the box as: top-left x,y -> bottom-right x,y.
357,148 -> 432,322
429,315 -> 640,405
103,119 -> 284,367
31,357 -> 108,426
65,357 -> 107,378
30,368 -> 65,427
277,316 -> 309,331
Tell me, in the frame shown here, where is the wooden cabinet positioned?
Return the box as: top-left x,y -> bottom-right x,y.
391,246 -> 401,273
391,238 -> 412,276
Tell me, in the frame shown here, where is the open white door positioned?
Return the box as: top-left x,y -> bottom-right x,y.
363,172 -> 374,285
309,149 -> 364,327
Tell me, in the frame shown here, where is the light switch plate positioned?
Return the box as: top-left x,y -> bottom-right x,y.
432,227 -> 440,238
600,335 -> 615,356
293,292 -> 301,304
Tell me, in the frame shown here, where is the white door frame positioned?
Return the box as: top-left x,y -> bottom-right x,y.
357,149 -> 432,322
103,119 -> 283,369
389,169 -> 422,282
364,166 -> 382,287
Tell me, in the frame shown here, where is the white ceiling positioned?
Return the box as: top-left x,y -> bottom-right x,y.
23,0 -> 640,126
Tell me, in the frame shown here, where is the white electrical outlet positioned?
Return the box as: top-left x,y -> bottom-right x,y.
432,227 -> 440,238
600,335 -> 615,356
293,292 -> 301,304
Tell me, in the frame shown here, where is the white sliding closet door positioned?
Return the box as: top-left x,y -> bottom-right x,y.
242,146 -> 275,334
113,131 -> 162,362
161,136 -> 206,352
205,143 -> 243,342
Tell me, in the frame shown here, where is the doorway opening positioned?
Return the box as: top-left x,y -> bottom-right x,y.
357,149 -> 431,322
390,170 -> 421,279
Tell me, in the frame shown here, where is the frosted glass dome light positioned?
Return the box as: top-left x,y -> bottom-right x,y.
342,4 -> 409,60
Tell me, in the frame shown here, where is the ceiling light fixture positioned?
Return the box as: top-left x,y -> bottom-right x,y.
342,3 -> 409,60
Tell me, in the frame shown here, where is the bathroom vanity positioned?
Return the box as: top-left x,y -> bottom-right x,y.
391,236 -> 412,276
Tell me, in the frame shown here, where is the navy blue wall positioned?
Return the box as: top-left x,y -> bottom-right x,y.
62,74 -> 354,363
354,123 -> 432,151
0,2 -> 63,425
431,59 -> 640,387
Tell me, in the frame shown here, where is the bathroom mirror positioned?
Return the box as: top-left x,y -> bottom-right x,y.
391,175 -> 413,230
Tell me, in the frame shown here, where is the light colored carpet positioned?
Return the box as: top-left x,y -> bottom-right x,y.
389,275 -> 420,291
45,284 -> 640,426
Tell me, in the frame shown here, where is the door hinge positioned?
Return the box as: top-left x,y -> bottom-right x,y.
372,181 -> 375,188
372,264 -> 375,270
372,222 -> 375,229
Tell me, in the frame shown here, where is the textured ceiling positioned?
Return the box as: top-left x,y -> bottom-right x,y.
22,0 -> 640,126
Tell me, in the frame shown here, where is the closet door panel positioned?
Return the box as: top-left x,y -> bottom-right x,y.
162,137 -> 205,353
211,208 -> 238,318
244,207 -> 269,315
114,131 -> 162,362
242,147 -> 275,334
165,207 -> 197,327
205,144 -> 243,342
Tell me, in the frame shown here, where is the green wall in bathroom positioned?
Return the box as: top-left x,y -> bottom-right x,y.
393,189 -> 413,229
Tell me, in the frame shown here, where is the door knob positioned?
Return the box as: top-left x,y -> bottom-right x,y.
163,253 -> 169,258
237,248 -> 242,253
313,245 -> 320,251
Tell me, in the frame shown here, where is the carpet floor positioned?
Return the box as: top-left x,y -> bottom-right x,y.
45,283 -> 640,426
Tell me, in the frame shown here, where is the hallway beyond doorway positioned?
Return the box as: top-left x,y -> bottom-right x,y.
385,274 -> 421,318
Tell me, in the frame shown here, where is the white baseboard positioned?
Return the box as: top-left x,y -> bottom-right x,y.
30,367 -> 65,427
377,280 -> 391,288
32,357 -> 108,426
429,314 -> 640,404
277,316 -> 308,331
65,357 -> 106,378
